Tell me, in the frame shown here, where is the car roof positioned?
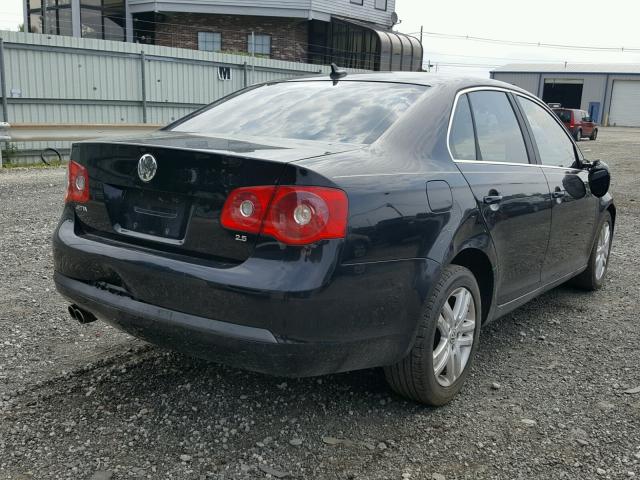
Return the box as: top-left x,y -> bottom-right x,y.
286,71 -> 532,94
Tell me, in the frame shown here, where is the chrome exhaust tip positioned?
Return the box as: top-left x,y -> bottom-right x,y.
68,304 -> 97,324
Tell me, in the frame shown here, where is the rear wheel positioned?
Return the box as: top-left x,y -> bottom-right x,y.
574,129 -> 582,141
590,128 -> 598,141
384,265 -> 481,406
571,212 -> 612,290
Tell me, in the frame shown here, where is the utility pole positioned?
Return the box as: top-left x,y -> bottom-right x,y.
420,25 -> 423,46
251,31 -> 255,84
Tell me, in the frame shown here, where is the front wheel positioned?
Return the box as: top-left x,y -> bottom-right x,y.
590,129 -> 598,141
384,265 -> 481,406
571,211 -> 612,290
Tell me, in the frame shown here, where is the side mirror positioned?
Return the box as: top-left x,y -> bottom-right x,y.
587,160 -> 611,198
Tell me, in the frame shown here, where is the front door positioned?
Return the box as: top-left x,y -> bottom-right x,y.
515,96 -> 599,283
449,90 -> 552,305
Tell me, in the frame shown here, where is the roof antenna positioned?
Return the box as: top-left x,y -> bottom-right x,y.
330,63 -> 347,84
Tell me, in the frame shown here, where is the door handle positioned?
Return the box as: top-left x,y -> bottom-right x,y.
551,190 -> 566,199
483,195 -> 503,205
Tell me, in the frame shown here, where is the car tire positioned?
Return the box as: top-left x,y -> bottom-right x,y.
574,129 -> 582,141
384,265 -> 481,406
590,129 -> 598,141
571,211 -> 612,290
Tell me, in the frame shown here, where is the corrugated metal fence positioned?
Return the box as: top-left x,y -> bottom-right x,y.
0,30 -> 367,165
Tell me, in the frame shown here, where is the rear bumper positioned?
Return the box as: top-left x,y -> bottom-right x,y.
56,272 -> 401,376
53,217 -> 441,376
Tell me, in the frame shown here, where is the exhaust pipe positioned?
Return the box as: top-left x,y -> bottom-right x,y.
67,304 -> 97,324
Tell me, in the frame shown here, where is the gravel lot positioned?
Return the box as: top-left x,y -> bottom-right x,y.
1,127 -> 639,480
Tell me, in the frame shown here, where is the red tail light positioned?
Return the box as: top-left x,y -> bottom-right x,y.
65,160 -> 90,204
220,186 -> 274,234
569,112 -> 575,129
220,186 -> 348,245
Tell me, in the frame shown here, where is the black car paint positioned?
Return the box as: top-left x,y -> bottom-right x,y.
53,74 -> 614,377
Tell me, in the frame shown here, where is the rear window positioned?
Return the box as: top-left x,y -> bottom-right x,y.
553,109 -> 572,123
170,81 -> 428,144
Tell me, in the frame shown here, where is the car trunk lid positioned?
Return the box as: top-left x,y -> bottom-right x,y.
72,132 -> 360,262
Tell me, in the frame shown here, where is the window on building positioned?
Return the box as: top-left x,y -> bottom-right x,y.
80,0 -> 125,41
247,34 -> 271,56
26,0 -> 42,33
28,0 -> 72,36
198,32 -> 222,52
375,0 -> 387,11
351,0 -> 364,5
29,13 -> 43,33
81,8 -> 102,38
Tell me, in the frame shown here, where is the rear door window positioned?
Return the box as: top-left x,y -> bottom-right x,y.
517,96 -> 578,168
467,91 -> 529,164
554,109 -> 572,123
449,94 -> 476,160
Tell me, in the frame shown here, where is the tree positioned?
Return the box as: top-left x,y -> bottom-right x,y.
18,23 -> 25,32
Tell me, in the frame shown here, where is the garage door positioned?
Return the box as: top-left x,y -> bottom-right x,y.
609,80 -> 640,127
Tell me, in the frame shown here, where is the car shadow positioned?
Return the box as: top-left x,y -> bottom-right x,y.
32,280 -> 594,416
1,283 -> 604,478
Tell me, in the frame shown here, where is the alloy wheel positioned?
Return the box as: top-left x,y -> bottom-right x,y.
433,287 -> 476,387
595,222 -> 611,281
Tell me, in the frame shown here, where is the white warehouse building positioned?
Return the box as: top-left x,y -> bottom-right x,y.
491,63 -> 640,127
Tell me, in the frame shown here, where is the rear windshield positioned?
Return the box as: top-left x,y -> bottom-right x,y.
170,81 -> 428,144
553,109 -> 572,122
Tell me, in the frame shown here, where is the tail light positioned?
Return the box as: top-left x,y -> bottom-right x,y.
65,160 -> 90,203
569,112 -> 575,129
221,186 -> 348,246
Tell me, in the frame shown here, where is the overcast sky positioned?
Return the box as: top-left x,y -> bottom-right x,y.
395,0 -> 640,76
1,0 -> 639,77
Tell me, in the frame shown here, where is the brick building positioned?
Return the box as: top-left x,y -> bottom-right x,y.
24,0 -> 423,71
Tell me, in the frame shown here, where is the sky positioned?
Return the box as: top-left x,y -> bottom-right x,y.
1,0 -> 639,77
394,0 -> 640,76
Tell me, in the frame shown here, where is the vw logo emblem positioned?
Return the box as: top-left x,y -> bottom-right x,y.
137,154 -> 157,183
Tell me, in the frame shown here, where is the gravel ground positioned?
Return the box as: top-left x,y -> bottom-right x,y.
0,128 -> 639,480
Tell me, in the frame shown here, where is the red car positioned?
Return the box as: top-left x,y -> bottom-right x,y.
552,108 -> 598,141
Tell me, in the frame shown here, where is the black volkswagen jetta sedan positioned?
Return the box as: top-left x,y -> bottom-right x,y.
53,72 -> 614,406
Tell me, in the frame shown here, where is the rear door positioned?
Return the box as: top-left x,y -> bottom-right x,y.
515,96 -> 598,282
450,89 -> 552,305
579,110 -> 594,136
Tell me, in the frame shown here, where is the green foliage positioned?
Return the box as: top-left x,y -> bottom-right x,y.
1,143 -> 18,166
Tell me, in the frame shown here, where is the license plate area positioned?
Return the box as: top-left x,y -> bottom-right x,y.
103,184 -> 191,242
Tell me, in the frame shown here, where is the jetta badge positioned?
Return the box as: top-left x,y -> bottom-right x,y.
137,154 -> 157,182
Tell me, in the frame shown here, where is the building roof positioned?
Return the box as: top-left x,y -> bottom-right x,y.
127,0 -> 395,28
493,63 -> 640,74
334,17 -> 422,71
